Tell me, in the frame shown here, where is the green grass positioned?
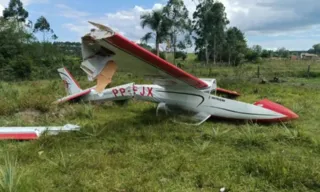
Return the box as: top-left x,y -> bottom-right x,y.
0,60 -> 320,191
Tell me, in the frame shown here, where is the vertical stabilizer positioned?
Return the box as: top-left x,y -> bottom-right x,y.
57,67 -> 82,95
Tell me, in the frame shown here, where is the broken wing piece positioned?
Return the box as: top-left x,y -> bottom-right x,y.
0,124 -> 80,140
81,21 -> 209,91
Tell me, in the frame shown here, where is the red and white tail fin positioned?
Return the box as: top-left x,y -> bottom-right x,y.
57,67 -> 82,95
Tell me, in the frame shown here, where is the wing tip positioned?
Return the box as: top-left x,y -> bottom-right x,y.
88,21 -> 115,34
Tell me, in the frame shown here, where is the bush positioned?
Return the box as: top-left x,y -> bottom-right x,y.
151,49 -> 166,60
175,51 -> 187,61
12,56 -> 32,80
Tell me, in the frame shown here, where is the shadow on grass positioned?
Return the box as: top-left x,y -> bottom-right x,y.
206,116 -> 294,127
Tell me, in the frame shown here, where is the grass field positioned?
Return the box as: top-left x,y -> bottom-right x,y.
0,59 -> 320,191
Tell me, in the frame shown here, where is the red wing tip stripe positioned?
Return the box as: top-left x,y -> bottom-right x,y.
0,133 -> 38,140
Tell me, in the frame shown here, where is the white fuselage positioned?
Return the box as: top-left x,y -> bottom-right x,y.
80,83 -> 287,121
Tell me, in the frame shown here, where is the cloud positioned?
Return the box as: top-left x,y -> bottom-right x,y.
55,4 -> 90,19
63,23 -> 91,34
59,4 -> 163,43
248,38 -> 318,51
229,0 -> 320,34
58,0 -> 320,50
0,4 -> 4,16
22,0 -> 49,6
183,0 -> 320,35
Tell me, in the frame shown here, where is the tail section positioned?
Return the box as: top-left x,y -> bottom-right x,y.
57,67 -> 82,95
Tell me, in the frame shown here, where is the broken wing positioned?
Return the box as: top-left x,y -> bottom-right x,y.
80,21 -> 209,91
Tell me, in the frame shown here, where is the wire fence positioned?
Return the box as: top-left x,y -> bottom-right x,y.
182,59 -> 320,81
1,58 -> 320,86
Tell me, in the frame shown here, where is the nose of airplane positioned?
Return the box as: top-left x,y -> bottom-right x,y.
254,99 -> 299,122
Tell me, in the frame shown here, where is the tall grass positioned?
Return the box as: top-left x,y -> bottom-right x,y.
0,60 -> 320,191
0,153 -> 23,192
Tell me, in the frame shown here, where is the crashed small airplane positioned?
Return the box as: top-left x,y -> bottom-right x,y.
55,21 -> 298,125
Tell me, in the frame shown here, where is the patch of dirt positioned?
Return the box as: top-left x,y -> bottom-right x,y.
50,106 -> 75,118
15,109 -> 41,124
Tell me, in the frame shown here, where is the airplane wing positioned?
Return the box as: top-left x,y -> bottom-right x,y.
80,21 -> 239,96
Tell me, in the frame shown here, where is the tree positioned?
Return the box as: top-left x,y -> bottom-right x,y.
51,34 -> 58,41
307,48 -> 315,54
312,43 -> 320,54
0,17 -> 35,80
163,0 -> 192,65
141,32 -> 153,44
277,47 -> 289,58
252,45 -> 262,56
138,43 -> 153,50
225,27 -> 247,65
225,27 -> 236,64
193,0 -> 211,65
261,49 -> 273,58
245,45 -> 263,63
140,9 -> 171,56
3,0 -> 28,22
209,2 -> 229,64
193,0 -> 229,65
33,16 -> 54,42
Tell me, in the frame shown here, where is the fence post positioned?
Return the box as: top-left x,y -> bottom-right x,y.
307,64 -> 310,78
257,65 -> 260,78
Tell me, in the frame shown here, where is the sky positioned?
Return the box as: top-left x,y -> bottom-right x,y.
0,0 -> 320,51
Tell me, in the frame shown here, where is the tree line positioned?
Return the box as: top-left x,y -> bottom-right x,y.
1,0 -> 319,82
139,0 -> 320,65
139,0 -> 247,66
0,0 -> 82,81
